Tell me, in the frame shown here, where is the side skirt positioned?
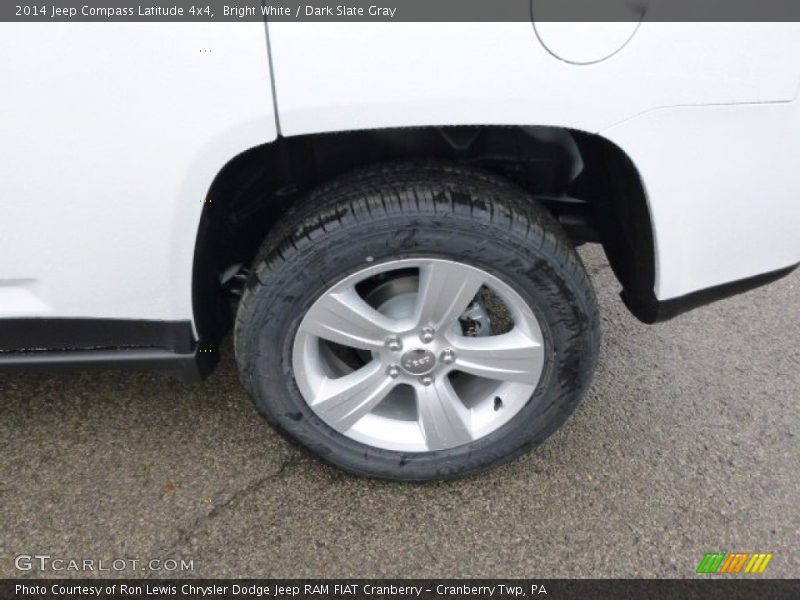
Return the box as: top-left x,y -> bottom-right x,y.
0,319 -> 216,380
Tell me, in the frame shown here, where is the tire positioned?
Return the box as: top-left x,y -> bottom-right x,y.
235,161 -> 600,481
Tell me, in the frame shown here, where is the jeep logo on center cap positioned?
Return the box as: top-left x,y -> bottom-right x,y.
400,349 -> 436,375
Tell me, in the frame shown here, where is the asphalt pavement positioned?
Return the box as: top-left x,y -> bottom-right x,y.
1,245 -> 798,578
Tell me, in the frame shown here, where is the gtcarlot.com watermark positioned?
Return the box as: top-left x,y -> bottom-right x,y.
14,554 -> 193,573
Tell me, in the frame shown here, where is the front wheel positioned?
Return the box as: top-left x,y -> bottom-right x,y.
235,162 -> 600,480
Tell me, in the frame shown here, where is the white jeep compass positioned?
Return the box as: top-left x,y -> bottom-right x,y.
1,21 -> 798,479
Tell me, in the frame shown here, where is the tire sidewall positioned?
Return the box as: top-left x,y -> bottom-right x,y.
238,211 -> 597,480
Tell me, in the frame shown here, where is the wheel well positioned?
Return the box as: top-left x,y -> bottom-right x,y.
192,126 -> 655,347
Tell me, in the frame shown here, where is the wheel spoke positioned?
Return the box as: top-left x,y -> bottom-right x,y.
448,328 -> 543,384
311,361 -> 395,432
416,378 -> 473,450
414,261 -> 485,331
301,287 -> 396,351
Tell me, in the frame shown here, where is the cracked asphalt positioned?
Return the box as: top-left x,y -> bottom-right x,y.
1,245 -> 798,579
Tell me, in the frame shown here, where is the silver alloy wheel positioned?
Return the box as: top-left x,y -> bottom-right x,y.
292,258 -> 545,452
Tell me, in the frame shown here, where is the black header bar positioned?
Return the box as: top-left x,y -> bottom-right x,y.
5,1 -> 800,22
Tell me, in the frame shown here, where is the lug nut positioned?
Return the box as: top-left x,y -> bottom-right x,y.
386,365 -> 401,379
419,327 -> 436,344
385,336 -> 402,351
440,348 -> 456,364
419,375 -> 434,386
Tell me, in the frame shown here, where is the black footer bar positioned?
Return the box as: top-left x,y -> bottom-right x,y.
5,579 -> 800,600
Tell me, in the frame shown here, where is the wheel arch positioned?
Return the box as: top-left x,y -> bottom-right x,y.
191,125 -> 656,351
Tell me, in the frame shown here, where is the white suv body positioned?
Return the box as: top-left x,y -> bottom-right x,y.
1,22 -> 798,478
3,23 -> 799,326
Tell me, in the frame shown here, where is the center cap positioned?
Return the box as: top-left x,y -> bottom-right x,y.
400,348 -> 437,375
